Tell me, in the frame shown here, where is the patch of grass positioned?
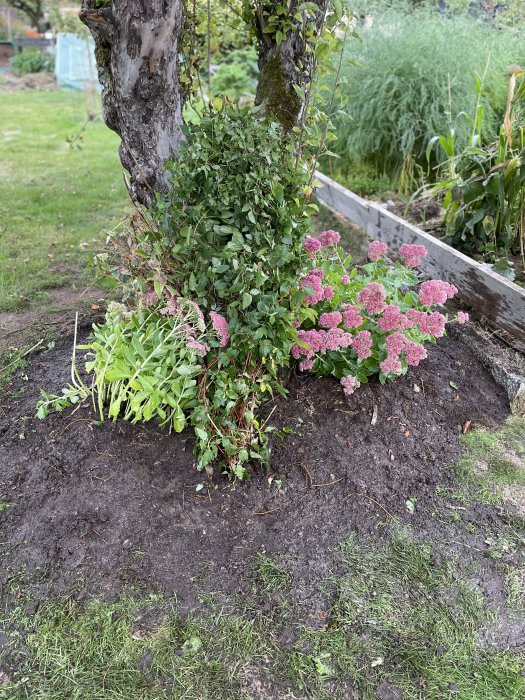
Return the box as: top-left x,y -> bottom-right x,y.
1,596 -> 277,700
2,531 -> 524,699
457,417 -> 525,496
253,553 -> 293,594
286,531 -> 525,699
0,91 -> 128,313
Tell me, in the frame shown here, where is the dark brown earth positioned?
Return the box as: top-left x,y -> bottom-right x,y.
1,326 -> 522,646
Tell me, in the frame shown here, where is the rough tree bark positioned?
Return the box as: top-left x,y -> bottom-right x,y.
253,0 -> 330,130
81,1 -> 331,204
79,1 -> 186,206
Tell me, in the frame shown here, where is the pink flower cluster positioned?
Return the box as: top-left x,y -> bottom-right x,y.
340,375 -> 360,396
368,240 -> 388,261
304,236 -> 322,256
457,311 -> 469,324
209,311 -> 229,347
407,309 -> 447,337
377,305 -> 411,332
357,282 -> 386,314
300,269 -> 335,305
319,311 -> 342,329
187,340 -> 209,356
303,230 -> 341,257
342,304 -> 363,329
418,280 -> 458,306
292,328 -> 353,363
319,230 -> 341,246
380,331 -> 427,376
399,243 -> 427,267
352,330 -> 372,359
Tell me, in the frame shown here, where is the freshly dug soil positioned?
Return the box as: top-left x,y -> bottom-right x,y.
0,329 -> 519,633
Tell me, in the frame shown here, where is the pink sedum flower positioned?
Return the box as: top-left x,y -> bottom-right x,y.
141,290 -> 158,308
419,311 -> 447,338
404,341 -> 427,367
299,359 -> 314,372
342,304 -> 363,329
300,271 -> 324,305
386,331 -> 407,357
380,355 -> 403,375
368,240 -> 388,261
399,243 -> 428,267
322,285 -> 335,301
318,229 -> 341,247
377,305 -> 410,332
358,282 -> 386,314
325,328 -> 353,351
418,280 -> 457,306
341,375 -> 361,396
304,236 -> 322,257
319,311 -> 342,329
209,311 -> 229,347
352,330 -> 373,360
341,274 -> 350,285
457,311 -> 469,324
187,340 -> 209,357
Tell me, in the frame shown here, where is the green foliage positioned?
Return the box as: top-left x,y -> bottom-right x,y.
211,48 -> 258,99
36,303 -> 206,432
55,107 -> 317,478
332,7 -> 525,187
432,70 -> 525,271
10,47 -> 55,75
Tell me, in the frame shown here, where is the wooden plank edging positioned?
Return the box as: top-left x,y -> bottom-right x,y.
314,170 -> 525,341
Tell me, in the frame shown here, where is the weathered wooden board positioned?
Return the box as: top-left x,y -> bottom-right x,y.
314,170 -> 525,341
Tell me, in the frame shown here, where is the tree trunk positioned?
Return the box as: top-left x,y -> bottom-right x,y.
79,1 -> 186,206
253,0 -> 330,131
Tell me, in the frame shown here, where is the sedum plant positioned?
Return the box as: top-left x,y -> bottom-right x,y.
293,235 -> 468,394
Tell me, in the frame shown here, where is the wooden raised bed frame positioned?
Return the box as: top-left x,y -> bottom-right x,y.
315,171 -> 525,341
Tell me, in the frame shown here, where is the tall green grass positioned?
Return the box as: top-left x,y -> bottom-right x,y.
331,8 -> 525,189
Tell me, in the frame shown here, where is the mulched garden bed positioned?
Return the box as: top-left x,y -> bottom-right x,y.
1,324 -> 521,642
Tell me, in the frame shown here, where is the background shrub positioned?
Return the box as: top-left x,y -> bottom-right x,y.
10,48 -> 55,75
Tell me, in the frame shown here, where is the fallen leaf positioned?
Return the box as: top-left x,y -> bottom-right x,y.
371,403 -> 378,426
462,420 -> 472,434
91,304 -> 101,310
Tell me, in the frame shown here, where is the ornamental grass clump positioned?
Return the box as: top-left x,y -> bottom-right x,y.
292,234 -> 468,395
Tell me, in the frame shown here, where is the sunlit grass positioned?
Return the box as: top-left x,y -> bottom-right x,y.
0,90 -> 128,312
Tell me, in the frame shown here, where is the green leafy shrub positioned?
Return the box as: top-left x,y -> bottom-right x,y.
10,47 -> 55,75
40,107 -> 316,478
332,8 -> 525,187
294,235 -> 467,391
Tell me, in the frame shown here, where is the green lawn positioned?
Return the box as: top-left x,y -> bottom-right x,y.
0,90 -> 128,312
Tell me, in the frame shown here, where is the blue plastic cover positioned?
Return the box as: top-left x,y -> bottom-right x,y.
55,32 -> 100,92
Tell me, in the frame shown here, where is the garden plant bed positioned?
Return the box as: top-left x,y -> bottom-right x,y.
1,321 -> 525,697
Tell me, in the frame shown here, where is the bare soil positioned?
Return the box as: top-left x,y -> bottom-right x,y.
1,326 -> 522,647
